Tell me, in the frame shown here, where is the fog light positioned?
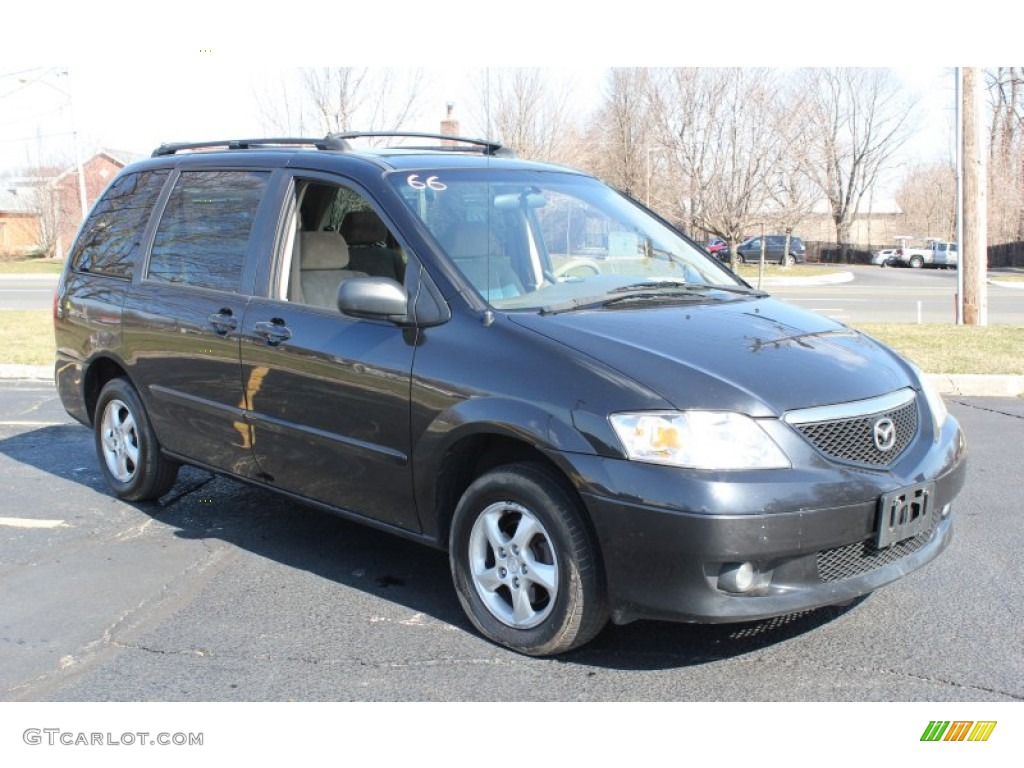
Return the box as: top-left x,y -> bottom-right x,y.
718,561 -> 757,593
941,503 -> 952,518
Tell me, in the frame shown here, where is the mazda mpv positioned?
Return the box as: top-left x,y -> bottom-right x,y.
54,133 -> 966,655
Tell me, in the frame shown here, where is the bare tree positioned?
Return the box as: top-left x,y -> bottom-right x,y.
255,70 -> 315,136
987,67 -> 1024,244
1,158 -> 74,259
651,67 -> 794,268
799,68 -> 916,261
581,68 -> 655,200
894,161 -> 956,240
470,68 -> 583,163
31,181 -> 64,258
255,68 -> 426,138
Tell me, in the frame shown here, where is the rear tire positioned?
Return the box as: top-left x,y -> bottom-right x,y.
449,463 -> 607,656
94,378 -> 179,501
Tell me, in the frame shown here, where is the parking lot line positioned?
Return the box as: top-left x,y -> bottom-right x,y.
0,517 -> 68,529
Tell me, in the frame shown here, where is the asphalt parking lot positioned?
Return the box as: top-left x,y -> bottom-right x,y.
1,380 -> 1021,702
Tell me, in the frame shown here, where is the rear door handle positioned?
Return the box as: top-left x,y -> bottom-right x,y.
208,309 -> 238,335
253,320 -> 292,346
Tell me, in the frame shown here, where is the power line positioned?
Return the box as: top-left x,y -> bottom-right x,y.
0,106 -> 66,128
0,130 -> 75,144
0,67 -> 48,80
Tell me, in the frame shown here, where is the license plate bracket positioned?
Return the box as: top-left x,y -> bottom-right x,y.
876,482 -> 934,549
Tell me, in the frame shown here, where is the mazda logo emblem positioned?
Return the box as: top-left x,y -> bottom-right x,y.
873,417 -> 896,451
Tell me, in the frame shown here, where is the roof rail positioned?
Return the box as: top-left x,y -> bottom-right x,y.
329,131 -> 514,157
151,136 -> 351,157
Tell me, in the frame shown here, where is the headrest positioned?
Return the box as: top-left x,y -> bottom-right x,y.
443,222 -> 494,259
300,231 -> 350,270
341,211 -> 388,246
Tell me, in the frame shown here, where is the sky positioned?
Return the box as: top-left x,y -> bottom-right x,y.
0,65 -> 956,179
0,3 -> 1003,183
0,66 -> 607,171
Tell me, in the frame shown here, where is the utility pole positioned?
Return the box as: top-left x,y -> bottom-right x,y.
961,67 -> 988,325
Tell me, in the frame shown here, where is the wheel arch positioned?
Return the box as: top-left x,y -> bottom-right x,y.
431,432 -> 592,547
424,430 -> 605,598
82,355 -> 132,426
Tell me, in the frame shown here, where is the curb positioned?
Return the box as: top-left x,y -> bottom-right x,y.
0,365 -> 52,381
759,271 -> 855,287
0,272 -> 60,281
925,373 -> 1024,398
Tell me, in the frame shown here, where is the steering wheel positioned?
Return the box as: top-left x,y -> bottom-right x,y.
553,258 -> 602,279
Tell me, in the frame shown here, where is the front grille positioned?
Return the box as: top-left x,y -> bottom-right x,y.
817,513 -> 938,583
793,397 -> 918,467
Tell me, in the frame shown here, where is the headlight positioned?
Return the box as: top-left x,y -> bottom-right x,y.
909,362 -> 948,437
609,411 -> 790,470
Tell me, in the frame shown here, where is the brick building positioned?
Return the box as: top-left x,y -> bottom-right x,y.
0,149 -> 142,259
0,181 -> 43,256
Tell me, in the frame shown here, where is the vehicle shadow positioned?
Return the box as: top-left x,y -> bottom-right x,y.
0,424 -> 865,671
567,600 -> 866,671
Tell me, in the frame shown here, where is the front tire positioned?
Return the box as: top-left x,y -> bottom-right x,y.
449,463 -> 607,656
94,378 -> 179,501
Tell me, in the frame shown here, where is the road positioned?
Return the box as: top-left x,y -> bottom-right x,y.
0,275 -> 57,311
769,264 -> 1023,324
1,380 -> 1021,702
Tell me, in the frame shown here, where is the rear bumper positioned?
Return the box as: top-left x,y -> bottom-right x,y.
55,352 -> 90,427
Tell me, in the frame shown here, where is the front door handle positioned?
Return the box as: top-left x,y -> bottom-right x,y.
253,319 -> 292,346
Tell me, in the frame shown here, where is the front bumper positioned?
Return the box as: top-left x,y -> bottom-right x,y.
563,416 -> 966,626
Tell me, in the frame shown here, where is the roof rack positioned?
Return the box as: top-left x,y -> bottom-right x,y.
329,131 -> 514,157
151,136 -> 350,157
151,132 -> 515,159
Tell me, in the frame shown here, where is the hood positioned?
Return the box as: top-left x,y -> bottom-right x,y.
509,296 -> 915,416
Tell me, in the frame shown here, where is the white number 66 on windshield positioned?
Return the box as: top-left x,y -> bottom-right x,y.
407,174 -> 447,191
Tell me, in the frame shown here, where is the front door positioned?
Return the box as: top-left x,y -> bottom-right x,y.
237,175 -> 420,531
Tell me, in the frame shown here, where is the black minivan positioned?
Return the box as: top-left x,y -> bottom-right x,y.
54,133 -> 966,655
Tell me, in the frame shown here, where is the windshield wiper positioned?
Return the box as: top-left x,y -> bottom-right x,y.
608,279 -> 704,293
540,281 -> 767,315
610,280 -> 768,298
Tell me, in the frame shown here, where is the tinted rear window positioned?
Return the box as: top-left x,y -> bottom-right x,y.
70,169 -> 170,278
147,170 -> 268,292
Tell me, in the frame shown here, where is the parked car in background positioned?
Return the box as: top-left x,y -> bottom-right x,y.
892,244 -> 933,269
718,235 -> 806,266
706,237 -> 727,255
892,241 -> 958,269
872,248 -> 897,267
931,241 -> 958,269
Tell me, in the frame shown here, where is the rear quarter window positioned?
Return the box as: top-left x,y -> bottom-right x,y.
69,169 -> 170,278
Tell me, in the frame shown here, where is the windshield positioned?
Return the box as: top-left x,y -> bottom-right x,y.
387,169 -> 749,311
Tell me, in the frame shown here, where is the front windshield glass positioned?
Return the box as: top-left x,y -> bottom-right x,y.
388,168 -> 748,311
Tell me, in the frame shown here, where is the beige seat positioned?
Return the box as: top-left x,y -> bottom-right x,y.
341,210 -> 404,282
443,222 -> 523,301
294,231 -> 367,309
